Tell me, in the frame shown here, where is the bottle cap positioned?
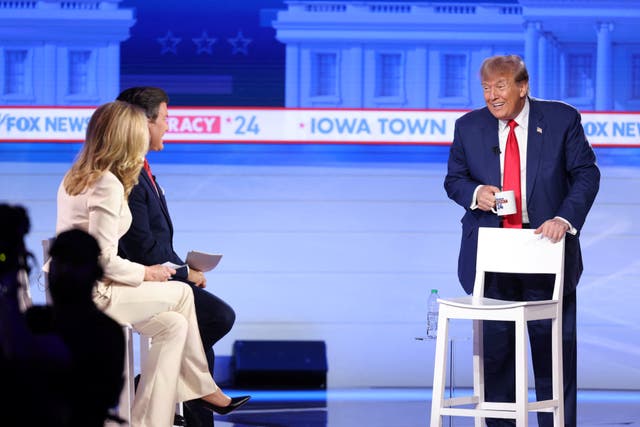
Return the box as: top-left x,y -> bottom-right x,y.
431,289 -> 438,293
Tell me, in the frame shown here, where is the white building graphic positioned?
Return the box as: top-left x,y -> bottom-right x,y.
0,0 -> 134,106
2,0 -> 639,112
273,0 -> 640,111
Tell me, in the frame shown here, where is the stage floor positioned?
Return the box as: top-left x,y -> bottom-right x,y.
214,388 -> 640,427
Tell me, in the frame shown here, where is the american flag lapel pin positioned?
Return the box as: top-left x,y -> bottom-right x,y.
537,127 -> 542,134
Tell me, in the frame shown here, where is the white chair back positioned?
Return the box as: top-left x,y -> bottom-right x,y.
472,227 -> 565,304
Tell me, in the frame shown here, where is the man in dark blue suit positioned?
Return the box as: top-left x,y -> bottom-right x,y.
444,55 -> 600,427
117,87 -> 237,426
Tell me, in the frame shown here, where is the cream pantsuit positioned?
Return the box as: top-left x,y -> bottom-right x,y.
56,171 -> 216,427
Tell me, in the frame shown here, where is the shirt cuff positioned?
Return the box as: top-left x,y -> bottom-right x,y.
470,185 -> 482,210
554,216 -> 577,235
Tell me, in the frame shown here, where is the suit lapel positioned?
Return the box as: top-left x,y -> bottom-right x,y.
479,110 -> 501,188
140,170 -> 174,234
526,99 -> 544,201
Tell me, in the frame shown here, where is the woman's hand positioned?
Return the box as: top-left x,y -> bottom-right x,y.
144,264 -> 176,282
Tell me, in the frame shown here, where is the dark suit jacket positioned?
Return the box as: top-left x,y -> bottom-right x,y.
118,168 -> 189,281
444,97 -> 600,294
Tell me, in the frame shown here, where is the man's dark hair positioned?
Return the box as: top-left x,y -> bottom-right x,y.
48,229 -> 103,304
116,86 -> 169,122
50,229 -> 100,267
0,204 -> 31,275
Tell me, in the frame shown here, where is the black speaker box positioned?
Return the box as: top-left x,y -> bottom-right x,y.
232,340 -> 328,389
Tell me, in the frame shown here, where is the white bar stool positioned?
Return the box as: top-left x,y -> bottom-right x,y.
430,228 -> 565,427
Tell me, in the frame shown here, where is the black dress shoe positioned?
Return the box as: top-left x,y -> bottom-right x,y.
200,395 -> 251,415
173,413 -> 187,426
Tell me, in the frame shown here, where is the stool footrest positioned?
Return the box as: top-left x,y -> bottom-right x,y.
443,396 -> 479,407
528,399 -> 559,412
481,402 -> 517,410
439,399 -> 560,419
440,407 -> 516,419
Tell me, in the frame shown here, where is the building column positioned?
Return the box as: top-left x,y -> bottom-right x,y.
595,22 -> 614,111
537,32 -> 550,99
549,36 -> 560,99
285,44 -> 300,107
42,43 -> 57,104
524,21 -> 542,96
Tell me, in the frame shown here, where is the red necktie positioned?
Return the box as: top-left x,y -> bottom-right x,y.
503,120 -> 522,228
143,159 -> 158,194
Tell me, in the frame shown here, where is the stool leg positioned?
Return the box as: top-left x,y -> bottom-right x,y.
515,316 -> 528,426
430,310 -> 449,427
118,325 -> 134,424
552,314 -> 564,427
473,319 -> 483,427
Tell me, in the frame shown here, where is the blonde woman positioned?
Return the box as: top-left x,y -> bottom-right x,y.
55,101 -> 249,427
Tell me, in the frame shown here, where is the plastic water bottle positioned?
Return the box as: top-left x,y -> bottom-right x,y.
426,289 -> 440,339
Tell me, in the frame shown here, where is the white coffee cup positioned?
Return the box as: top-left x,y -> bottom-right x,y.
491,190 -> 517,216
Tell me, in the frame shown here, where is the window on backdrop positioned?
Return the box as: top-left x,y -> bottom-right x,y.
441,53 -> 467,98
4,49 -> 28,95
631,54 -> 640,100
68,50 -> 92,96
566,53 -> 594,99
375,53 -> 402,97
311,52 -> 337,97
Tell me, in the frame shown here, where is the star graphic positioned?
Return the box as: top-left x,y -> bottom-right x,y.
193,31 -> 217,55
227,30 -> 252,56
157,31 -> 181,55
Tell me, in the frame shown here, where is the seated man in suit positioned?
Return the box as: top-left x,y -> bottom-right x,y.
117,87 -> 239,427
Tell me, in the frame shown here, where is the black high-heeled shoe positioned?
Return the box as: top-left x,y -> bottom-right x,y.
200,395 -> 251,415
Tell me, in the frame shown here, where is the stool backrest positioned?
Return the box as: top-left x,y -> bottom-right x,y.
472,227 -> 565,304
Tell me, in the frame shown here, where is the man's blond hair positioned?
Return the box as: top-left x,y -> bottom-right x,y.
480,54 -> 530,94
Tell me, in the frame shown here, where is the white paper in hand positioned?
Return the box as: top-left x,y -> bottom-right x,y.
186,250 -> 222,272
162,261 -> 186,270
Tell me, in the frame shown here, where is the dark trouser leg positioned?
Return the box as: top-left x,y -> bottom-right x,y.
552,291 -> 578,427
562,291 -> 577,427
483,318 -> 516,427
189,284 -> 236,372
533,291 -> 577,427
483,272 -> 518,427
483,272 -> 575,427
